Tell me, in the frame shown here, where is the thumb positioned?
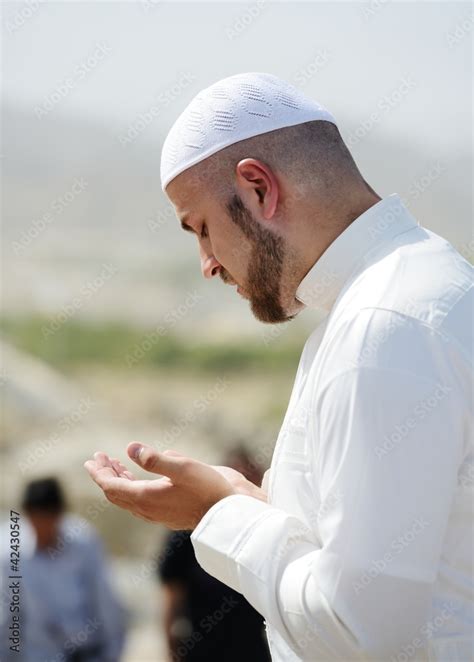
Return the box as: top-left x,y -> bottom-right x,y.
127,443 -> 184,480
162,449 -> 185,458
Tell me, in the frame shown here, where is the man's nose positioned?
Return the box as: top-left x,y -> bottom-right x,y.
201,254 -> 222,279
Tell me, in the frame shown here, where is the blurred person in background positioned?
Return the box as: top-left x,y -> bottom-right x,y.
0,477 -> 127,662
157,446 -> 270,662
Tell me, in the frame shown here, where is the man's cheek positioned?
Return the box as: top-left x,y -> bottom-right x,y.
229,239 -> 253,266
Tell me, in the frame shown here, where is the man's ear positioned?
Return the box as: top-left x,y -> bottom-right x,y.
235,158 -> 279,220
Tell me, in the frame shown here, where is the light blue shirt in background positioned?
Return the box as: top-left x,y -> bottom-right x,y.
1,513 -> 127,661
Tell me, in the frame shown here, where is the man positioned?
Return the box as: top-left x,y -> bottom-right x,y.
0,478 -> 127,661
85,73 -> 473,661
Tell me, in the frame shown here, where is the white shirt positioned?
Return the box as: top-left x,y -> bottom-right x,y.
191,194 -> 473,661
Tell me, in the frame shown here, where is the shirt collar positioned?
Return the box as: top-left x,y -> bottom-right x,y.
295,193 -> 418,314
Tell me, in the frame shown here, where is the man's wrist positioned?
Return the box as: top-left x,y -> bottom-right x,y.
236,482 -> 267,503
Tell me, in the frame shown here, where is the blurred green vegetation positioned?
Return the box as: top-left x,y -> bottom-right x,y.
1,316 -> 305,374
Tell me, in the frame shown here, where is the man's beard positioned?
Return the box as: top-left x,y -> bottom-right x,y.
222,194 -> 295,324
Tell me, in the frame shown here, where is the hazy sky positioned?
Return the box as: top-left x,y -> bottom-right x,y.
1,0 -> 472,328
2,1 -> 472,154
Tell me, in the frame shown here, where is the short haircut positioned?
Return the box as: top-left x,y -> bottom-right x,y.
190,119 -> 367,202
21,477 -> 66,514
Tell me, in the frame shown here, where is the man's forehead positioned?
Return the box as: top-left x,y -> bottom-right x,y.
167,188 -> 205,233
165,170 -> 202,208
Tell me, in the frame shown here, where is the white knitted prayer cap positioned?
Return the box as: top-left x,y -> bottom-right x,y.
160,72 -> 336,190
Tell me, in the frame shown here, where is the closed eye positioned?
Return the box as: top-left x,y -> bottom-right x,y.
180,220 -> 195,234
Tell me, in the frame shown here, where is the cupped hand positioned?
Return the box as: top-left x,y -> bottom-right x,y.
84,444 -> 262,530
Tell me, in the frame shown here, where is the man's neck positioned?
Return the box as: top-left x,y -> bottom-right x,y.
296,188 -> 382,282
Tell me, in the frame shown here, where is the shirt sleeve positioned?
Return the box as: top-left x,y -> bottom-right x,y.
191,361 -> 464,659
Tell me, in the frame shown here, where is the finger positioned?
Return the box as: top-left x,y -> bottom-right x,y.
110,457 -> 125,477
162,449 -> 184,457
84,461 -> 138,500
110,457 -> 135,480
127,443 -> 189,480
84,459 -> 116,481
93,451 -> 114,468
86,454 -> 130,481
